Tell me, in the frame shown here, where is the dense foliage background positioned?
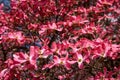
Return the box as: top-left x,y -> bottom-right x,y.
0,0 -> 120,80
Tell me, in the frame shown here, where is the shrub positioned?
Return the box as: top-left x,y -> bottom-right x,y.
0,0 -> 120,79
